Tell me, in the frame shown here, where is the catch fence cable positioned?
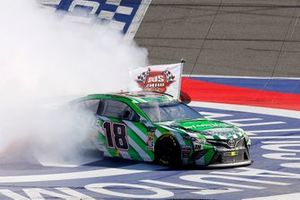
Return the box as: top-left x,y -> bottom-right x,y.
189,0 -> 223,76
262,0 -> 300,92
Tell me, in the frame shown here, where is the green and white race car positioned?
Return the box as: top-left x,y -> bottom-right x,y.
75,92 -> 251,167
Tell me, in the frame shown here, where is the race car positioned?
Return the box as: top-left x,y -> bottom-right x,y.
74,92 -> 251,167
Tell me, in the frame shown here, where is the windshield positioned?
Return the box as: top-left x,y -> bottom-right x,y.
140,102 -> 203,122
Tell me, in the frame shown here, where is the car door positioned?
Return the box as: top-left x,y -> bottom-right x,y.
96,99 -> 155,162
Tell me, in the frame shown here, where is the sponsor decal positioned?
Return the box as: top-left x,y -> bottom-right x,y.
136,68 -> 176,93
146,131 -> 155,150
181,147 -> 191,158
187,123 -> 232,130
193,143 -> 202,151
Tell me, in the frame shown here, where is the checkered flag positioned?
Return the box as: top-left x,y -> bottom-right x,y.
164,70 -> 175,82
137,68 -> 150,82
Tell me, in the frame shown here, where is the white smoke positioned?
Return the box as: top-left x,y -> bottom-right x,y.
0,0 -> 148,165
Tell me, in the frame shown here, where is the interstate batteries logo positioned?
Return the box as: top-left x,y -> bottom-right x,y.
136,68 -> 176,92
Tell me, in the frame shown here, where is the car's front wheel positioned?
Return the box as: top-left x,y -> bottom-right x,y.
155,135 -> 182,167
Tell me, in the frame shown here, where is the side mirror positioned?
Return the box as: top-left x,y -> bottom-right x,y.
180,90 -> 191,104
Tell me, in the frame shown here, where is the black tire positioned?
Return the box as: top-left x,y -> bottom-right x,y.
155,135 -> 182,167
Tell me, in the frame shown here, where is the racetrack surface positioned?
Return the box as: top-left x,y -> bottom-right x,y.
0,102 -> 299,199
2,1 -> 300,199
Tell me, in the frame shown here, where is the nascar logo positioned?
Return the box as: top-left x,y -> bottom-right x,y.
40,0 -> 152,38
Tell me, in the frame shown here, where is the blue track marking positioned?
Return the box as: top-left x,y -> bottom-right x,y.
0,105 -> 300,199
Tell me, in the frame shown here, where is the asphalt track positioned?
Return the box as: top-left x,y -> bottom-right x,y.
0,100 -> 300,199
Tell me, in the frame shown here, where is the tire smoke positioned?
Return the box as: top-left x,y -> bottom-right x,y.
0,0 -> 148,165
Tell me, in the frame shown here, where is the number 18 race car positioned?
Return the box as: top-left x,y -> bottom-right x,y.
74,92 -> 251,168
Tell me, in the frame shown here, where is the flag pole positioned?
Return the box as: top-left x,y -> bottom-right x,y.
178,58 -> 185,100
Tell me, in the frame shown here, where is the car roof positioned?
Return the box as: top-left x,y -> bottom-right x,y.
84,91 -> 176,104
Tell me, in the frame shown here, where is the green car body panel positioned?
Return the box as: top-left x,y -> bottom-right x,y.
75,92 -> 252,167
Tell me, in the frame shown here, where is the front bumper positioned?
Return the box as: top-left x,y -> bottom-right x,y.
194,147 -> 251,168
207,159 -> 252,168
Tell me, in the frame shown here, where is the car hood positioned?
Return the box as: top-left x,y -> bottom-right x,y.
157,118 -> 245,140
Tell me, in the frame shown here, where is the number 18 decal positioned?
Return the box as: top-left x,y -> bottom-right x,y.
103,122 -> 129,150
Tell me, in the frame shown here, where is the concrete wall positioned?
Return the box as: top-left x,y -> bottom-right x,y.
135,0 -> 300,77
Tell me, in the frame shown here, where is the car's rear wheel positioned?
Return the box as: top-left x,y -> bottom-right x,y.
155,135 -> 182,167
